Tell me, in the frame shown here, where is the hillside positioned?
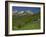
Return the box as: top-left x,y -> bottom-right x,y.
12,12 -> 40,30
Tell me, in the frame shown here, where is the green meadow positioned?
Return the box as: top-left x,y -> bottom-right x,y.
12,13 -> 40,30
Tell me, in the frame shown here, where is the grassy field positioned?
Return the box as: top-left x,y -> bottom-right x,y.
12,13 -> 40,30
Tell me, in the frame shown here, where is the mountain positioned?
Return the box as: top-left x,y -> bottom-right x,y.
24,10 -> 34,15
17,11 -> 24,14
12,10 -> 34,16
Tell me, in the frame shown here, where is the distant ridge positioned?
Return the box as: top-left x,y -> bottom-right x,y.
12,10 -> 34,16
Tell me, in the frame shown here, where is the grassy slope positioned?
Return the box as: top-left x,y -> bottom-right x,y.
12,13 -> 40,30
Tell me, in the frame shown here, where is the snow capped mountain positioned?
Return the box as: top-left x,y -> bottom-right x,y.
13,10 -> 34,16
25,10 -> 34,15
18,11 -> 24,14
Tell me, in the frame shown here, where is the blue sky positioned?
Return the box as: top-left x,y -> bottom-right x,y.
12,6 -> 40,13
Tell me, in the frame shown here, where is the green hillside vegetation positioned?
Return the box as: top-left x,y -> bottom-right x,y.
12,12 -> 40,30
